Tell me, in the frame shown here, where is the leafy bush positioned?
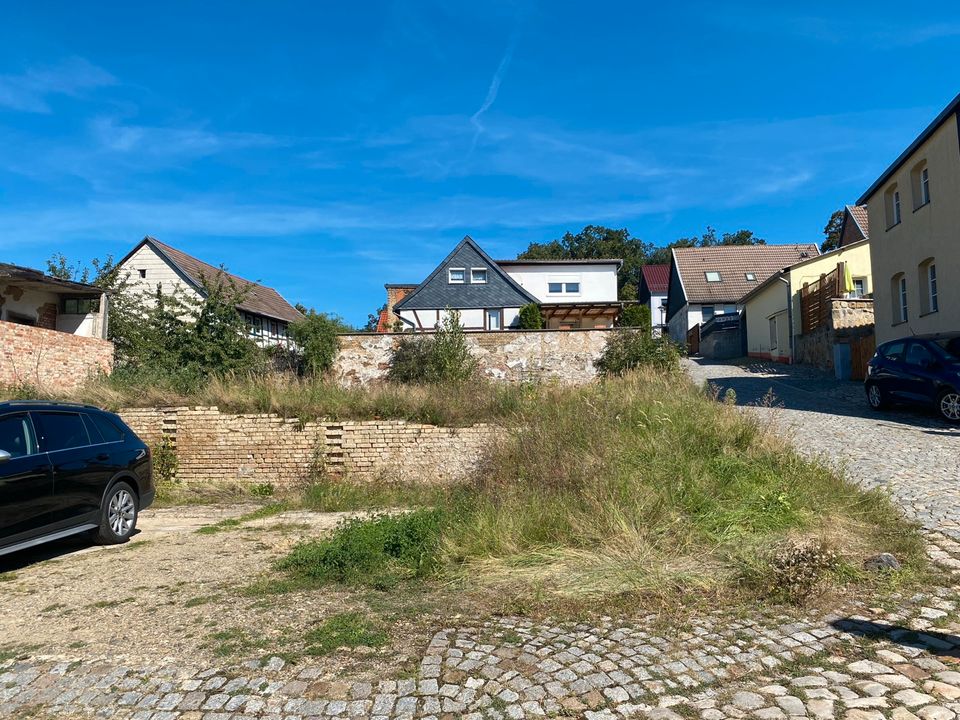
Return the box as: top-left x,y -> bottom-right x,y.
277,509 -> 445,588
618,304 -> 651,331
388,310 -> 477,384
594,329 -> 682,376
289,311 -> 349,375
518,303 -> 544,330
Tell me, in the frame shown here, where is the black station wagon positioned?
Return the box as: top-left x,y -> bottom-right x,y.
0,402 -> 154,557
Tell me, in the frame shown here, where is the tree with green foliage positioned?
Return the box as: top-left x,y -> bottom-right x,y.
647,227 -> 766,265
618,304 -> 651,332
518,303 -> 544,330
290,310 -> 350,375
821,209 -> 844,253
364,303 -> 387,332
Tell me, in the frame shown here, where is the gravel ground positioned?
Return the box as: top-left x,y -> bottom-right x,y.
684,358 -> 960,537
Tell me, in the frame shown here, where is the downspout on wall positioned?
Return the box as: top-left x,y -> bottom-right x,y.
778,274 -> 793,363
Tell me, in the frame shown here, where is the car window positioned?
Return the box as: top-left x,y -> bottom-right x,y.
0,414 -> 37,458
935,338 -> 960,361
87,413 -> 125,443
905,342 -> 935,367
881,341 -> 906,362
33,412 -> 90,452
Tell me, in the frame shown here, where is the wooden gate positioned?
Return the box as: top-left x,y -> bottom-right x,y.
687,324 -> 700,355
850,334 -> 876,381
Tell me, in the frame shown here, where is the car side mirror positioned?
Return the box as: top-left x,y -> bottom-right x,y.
0,450 -> 10,464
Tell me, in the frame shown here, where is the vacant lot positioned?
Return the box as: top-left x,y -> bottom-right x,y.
0,505 -> 454,681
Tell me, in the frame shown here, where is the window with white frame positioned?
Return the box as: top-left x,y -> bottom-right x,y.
448,267 -> 465,283
470,267 -> 487,284
891,273 -> 907,324
701,305 -> 715,322
929,262 -> 938,312
547,277 -> 581,294
911,160 -> 931,209
919,259 -> 938,314
885,185 -> 902,228
705,271 -> 721,282
852,277 -> 867,298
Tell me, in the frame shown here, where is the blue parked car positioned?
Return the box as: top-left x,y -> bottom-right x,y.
865,334 -> 960,422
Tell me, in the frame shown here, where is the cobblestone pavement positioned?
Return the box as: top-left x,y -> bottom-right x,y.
684,358 -> 960,538
3,533 -> 960,719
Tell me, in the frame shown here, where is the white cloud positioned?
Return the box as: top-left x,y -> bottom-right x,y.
0,57 -> 115,113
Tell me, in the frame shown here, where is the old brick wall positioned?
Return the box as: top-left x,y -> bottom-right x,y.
119,406 -> 499,488
0,320 -> 114,392
334,328 -> 612,385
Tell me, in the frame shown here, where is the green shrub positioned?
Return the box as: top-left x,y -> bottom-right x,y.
289,311 -> 349,375
518,303 -> 544,330
152,436 -> 179,502
388,310 -> 476,384
618,304 -> 651,331
594,329 -> 682,376
277,509 -> 445,588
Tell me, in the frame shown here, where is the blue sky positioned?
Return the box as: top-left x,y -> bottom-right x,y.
1,2 -> 958,326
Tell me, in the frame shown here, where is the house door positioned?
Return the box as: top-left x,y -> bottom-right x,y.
486,309 -> 502,331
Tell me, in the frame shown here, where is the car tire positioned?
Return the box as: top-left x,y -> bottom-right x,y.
866,383 -> 888,411
93,481 -> 139,545
938,389 -> 960,423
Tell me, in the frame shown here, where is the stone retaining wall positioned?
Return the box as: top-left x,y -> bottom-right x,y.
120,406 -> 498,488
795,298 -> 875,371
334,328 -> 612,385
0,321 -> 113,392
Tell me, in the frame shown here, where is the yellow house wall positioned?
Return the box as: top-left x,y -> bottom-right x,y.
743,241 -> 873,362
788,242 -> 873,337
744,278 -> 791,361
865,113 -> 960,344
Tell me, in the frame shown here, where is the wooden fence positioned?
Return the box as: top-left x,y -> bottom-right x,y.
687,324 -> 700,355
800,262 -> 844,334
850,334 -> 876,381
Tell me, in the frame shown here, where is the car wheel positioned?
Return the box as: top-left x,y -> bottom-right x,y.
866,383 -> 887,410
938,389 -> 960,423
93,481 -> 139,545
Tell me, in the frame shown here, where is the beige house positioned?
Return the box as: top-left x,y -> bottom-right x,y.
858,92 -> 960,345
116,236 -> 303,347
741,240 -> 872,363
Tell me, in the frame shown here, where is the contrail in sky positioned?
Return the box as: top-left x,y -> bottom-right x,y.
469,26 -> 521,153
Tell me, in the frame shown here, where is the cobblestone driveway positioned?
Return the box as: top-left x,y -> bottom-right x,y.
4,534 -> 960,719
685,358 -> 960,538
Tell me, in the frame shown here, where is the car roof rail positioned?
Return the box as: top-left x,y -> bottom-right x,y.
0,399 -> 101,410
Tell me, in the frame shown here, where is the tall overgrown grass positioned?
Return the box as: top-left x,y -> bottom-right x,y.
279,367 -> 924,605
1,368 -> 530,427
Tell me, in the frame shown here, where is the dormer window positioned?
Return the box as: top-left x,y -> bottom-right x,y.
705,271 -> 722,282
745,273 -> 756,282
470,267 -> 488,284
448,268 -> 465,284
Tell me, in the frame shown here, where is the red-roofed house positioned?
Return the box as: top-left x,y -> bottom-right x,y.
638,264 -> 669,334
